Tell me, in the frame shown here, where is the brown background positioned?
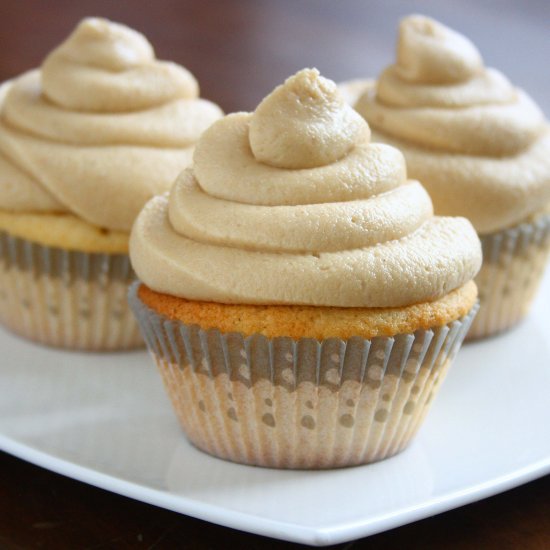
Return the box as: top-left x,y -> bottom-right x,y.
1,0 -> 549,548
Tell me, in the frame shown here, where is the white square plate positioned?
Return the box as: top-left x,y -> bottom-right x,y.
1,273 -> 549,546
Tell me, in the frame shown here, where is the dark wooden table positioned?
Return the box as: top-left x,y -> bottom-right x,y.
1,1 -> 549,548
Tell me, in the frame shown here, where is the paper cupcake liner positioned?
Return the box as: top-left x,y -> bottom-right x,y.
0,231 -> 143,350
468,214 -> 550,340
129,283 -> 478,469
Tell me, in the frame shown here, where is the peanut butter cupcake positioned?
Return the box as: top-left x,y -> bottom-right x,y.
129,69 -> 481,469
0,18 -> 223,349
343,15 -> 550,339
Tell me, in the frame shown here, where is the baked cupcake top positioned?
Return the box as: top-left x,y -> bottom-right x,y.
131,68 -> 481,307
354,15 -> 550,234
0,17 -> 223,232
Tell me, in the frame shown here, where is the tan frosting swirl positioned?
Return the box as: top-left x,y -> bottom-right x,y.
0,18 -> 223,231
131,69 -> 481,307
354,15 -> 550,233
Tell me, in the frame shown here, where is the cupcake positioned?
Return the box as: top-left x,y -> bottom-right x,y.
129,68 -> 481,469
343,15 -> 550,340
0,18 -> 223,349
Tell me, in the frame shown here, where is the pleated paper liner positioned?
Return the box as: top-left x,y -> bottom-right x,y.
130,283 -> 478,469
0,231 -> 143,350
468,214 -> 550,340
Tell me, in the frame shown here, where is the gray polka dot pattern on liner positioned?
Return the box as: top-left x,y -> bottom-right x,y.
324,368 -> 340,385
468,218 -> 550,340
0,232 -> 143,350
262,413 -> 275,427
238,364 -> 250,379
147,316 -> 472,395
339,414 -> 355,428
227,407 -> 238,421
301,415 -> 315,430
367,380 -> 382,390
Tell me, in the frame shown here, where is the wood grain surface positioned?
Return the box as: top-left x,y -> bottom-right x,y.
1,1 -> 549,548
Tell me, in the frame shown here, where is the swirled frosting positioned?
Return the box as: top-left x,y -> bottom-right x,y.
131,69 -> 481,307
354,15 -> 550,234
0,18 -> 223,231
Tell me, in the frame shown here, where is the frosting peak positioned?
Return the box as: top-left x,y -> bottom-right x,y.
53,18 -> 154,70
249,68 -> 369,169
360,15 -> 544,154
353,15 -> 550,233
131,69 -> 481,307
41,17 -> 198,112
0,18 -> 223,231
395,15 -> 482,84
